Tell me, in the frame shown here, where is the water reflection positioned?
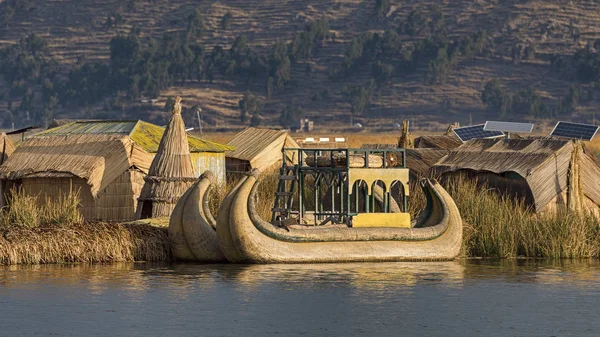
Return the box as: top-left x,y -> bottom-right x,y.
1,260 -> 599,337
2,259 -> 599,291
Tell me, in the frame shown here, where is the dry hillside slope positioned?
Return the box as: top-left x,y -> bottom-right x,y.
1,0 -> 600,130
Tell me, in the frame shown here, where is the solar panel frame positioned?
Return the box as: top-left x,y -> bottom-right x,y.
452,124 -> 505,143
550,121 -> 600,141
484,121 -> 534,133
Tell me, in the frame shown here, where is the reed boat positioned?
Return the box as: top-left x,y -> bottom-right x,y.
214,170 -> 462,263
171,146 -> 463,263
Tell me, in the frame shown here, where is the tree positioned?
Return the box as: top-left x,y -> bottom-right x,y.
187,9 -> 205,38
524,44 -> 536,60
269,41 -> 291,88
342,80 -> 375,125
279,104 -> 302,128
266,77 -> 274,100
481,79 -> 511,116
427,48 -> 451,84
372,61 -> 393,85
250,113 -> 262,126
374,0 -> 390,19
164,97 -> 176,113
404,10 -> 426,37
221,12 -> 233,30
238,91 -> 263,124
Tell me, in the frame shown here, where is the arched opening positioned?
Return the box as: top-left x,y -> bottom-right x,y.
390,180 -> 407,212
351,180 -> 369,213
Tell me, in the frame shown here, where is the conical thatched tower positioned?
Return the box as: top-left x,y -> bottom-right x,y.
397,120 -> 413,149
136,96 -> 197,219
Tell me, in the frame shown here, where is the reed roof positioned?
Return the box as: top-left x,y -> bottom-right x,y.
0,134 -> 152,197
432,138 -> 572,178
226,128 -> 299,169
1,133 -> 15,165
414,134 -> 462,149
38,120 -> 232,153
405,148 -> 450,177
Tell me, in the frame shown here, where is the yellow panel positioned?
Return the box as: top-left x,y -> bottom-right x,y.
348,168 -> 410,195
352,213 -> 411,228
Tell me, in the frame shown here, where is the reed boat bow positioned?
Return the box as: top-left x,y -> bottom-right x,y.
168,171 -> 226,262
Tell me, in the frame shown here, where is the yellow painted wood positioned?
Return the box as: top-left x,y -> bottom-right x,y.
348,168 -> 410,195
352,213 -> 412,228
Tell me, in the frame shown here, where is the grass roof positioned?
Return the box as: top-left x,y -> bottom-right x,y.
39,120 -> 233,153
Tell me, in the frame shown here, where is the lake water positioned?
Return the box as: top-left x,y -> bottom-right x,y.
1,260 -> 599,337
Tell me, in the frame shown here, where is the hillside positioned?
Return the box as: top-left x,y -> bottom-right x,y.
1,0 -> 600,131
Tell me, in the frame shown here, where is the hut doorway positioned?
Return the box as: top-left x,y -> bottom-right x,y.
140,201 -> 153,220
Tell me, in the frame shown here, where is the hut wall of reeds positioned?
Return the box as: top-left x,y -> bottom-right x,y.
135,97 -> 197,219
0,133 -> 153,221
225,128 -> 300,173
431,138 -> 600,214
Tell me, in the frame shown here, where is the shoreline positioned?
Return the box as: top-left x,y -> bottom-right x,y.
0,222 -> 171,266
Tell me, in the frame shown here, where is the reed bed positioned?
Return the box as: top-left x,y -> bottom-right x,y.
0,189 -> 170,265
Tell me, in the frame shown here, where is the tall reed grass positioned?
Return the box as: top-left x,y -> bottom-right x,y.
0,189 -> 170,265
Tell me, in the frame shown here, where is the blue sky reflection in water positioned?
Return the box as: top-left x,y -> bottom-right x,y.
0,260 -> 599,337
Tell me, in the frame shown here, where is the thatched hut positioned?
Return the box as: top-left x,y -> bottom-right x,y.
226,127 -> 300,173
0,133 -> 15,208
430,138 -> 600,214
0,120 -> 230,222
136,97 -> 196,219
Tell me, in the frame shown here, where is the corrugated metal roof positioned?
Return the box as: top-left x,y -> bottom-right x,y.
40,121 -> 138,135
37,120 -> 233,153
226,127 -> 298,162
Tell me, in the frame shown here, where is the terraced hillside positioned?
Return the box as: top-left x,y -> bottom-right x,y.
1,0 -> 600,131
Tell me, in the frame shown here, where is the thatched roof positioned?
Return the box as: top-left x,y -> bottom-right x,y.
226,128 -> 299,169
0,134 -> 152,197
414,134 -> 462,149
39,120 -> 232,153
431,138 -> 600,212
0,133 -> 15,165
136,97 -> 197,219
405,148 -> 450,177
431,138 -> 571,178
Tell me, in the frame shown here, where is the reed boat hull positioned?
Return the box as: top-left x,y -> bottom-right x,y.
217,171 -> 462,263
168,172 -> 226,262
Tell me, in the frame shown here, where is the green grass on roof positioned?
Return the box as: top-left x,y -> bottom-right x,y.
132,121 -> 233,153
35,120 -> 233,153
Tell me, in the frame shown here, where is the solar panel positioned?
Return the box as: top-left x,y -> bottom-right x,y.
484,121 -> 534,133
550,121 -> 599,141
453,124 -> 505,143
